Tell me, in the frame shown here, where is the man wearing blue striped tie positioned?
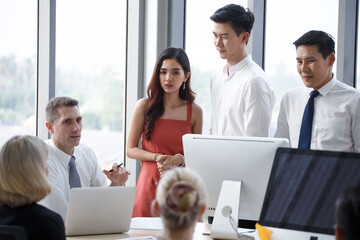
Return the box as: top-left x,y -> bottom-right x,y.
39,96 -> 130,220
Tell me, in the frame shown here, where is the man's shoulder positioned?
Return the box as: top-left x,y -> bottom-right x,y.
334,80 -> 360,95
285,85 -> 306,95
74,143 -> 97,162
211,65 -> 226,79
75,143 -> 93,151
280,86 -> 308,103
233,58 -> 266,82
242,56 -> 265,73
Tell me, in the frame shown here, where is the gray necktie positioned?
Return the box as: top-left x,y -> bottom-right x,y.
69,156 -> 81,189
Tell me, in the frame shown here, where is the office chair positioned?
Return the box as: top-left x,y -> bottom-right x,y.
0,225 -> 27,240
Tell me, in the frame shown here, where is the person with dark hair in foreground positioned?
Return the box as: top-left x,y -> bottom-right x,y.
127,47 -> 203,217
152,168 -> 207,240
210,4 -> 274,137
335,186 -> 360,240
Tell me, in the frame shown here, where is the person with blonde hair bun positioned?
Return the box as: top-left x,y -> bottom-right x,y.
152,168 -> 207,240
0,135 -> 65,240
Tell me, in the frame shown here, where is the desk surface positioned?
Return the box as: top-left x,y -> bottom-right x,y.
67,220 -> 213,240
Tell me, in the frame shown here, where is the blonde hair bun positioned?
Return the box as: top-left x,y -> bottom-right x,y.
166,181 -> 199,213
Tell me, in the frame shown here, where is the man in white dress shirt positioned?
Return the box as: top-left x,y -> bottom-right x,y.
275,30 -> 360,152
39,96 -> 130,220
210,4 -> 275,136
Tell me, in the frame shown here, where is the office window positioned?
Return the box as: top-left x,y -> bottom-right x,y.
56,0 -> 127,169
185,0 -> 247,134
0,0 -> 37,146
265,0 -> 339,135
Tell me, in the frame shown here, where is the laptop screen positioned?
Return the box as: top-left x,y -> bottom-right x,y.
259,147 -> 360,235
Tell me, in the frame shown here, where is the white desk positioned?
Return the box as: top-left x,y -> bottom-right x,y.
66,218 -> 213,240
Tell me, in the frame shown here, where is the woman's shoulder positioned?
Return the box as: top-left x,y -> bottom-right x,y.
35,204 -> 66,237
137,97 -> 150,107
134,97 -> 150,112
0,204 -> 65,240
191,102 -> 202,114
33,204 -> 63,221
138,97 -> 149,104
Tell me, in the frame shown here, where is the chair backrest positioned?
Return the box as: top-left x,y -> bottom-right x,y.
0,225 -> 27,240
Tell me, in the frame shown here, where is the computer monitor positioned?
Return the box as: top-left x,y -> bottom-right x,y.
182,134 -> 289,227
259,147 -> 360,240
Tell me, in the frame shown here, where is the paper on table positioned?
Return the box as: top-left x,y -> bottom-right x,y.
130,217 -> 164,230
116,236 -> 157,240
116,236 -> 156,240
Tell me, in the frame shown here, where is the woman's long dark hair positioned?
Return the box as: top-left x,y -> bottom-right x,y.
144,47 -> 195,141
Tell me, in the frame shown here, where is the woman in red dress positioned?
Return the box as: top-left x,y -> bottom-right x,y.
126,47 -> 203,217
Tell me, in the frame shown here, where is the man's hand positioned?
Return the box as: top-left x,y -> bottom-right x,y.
103,163 -> 131,186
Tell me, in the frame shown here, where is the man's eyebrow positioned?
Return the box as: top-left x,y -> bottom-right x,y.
213,32 -> 229,36
61,118 -> 72,122
296,56 -> 316,60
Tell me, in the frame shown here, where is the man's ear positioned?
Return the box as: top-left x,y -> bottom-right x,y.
242,32 -> 250,44
45,121 -> 53,134
328,52 -> 336,66
335,224 -> 344,240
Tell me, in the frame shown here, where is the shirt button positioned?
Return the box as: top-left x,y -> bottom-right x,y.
155,181 -> 158,185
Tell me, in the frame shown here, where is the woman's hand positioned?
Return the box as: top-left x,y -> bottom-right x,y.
156,154 -> 184,176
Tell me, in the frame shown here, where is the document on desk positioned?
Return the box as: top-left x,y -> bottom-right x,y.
117,236 -> 157,240
130,217 -> 164,230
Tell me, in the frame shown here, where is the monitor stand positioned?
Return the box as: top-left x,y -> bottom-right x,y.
210,180 -> 254,240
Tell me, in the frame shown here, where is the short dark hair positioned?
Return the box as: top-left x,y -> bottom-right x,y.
46,96 -> 79,123
210,4 -> 255,37
335,186 -> 360,240
293,30 -> 335,59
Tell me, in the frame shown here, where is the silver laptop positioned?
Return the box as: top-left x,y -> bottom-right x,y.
65,186 -> 136,236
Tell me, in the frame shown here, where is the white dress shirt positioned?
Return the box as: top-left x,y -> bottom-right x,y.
39,139 -> 107,220
211,55 -> 275,136
275,77 -> 360,152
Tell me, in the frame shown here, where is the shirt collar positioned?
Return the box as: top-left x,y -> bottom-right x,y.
48,139 -> 73,169
308,75 -> 336,96
222,55 -> 251,75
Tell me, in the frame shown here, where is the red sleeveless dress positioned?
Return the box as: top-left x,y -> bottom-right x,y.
132,103 -> 193,217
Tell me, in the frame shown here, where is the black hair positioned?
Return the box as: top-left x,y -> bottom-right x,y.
144,47 -> 195,141
336,186 -> 360,240
210,4 -> 255,37
293,30 -> 335,59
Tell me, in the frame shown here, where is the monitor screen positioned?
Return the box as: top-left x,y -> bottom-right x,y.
183,134 -> 289,225
260,147 -> 360,236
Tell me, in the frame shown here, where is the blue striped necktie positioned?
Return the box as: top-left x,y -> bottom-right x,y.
69,156 -> 81,189
298,90 -> 320,149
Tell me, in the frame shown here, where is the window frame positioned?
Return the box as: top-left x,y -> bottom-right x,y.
34,0 -> 359,185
